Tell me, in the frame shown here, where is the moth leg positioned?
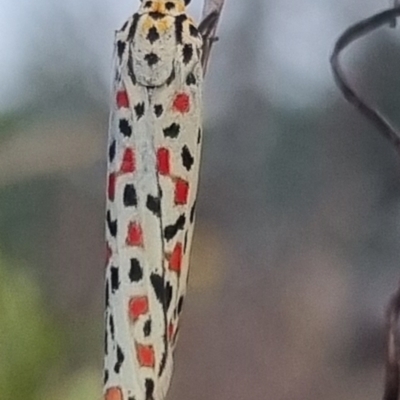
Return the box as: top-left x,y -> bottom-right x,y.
198,11 -> 219,39
198,11 -> 220,73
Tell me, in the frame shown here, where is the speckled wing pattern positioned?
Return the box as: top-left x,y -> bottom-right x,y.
104,1 -> 203,399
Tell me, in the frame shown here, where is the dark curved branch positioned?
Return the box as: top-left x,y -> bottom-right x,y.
384,284 -> 400,400
331,7 -> 400,400
330,7 -> 400,155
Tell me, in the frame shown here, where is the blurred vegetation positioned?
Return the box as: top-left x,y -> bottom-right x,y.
0,252 -> 58,399
0,250 -> 101,400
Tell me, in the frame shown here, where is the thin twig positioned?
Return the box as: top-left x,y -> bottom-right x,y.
330,7 -> 400,156
384,284 -> 400,400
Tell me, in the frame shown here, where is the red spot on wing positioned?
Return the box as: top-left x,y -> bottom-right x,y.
173,93 -> 190,114
168,321 -> 174,341
108,173 -> 116,201
120,148 -> 136,174
116,90 -> 129,109
157,148 -> 170,175
136,344 -> 155,368
105,387 -> 123,400
169,242 -> 183,273
129,296 -> 149,320
126,222 -> 143,247
174,179 -> 189,205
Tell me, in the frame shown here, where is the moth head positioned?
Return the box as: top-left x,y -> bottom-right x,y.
140,0 -> 191,4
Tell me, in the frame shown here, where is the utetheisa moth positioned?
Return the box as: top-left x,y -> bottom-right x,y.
104,1 -> 219,399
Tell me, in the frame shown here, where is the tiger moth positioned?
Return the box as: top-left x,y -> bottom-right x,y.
104,1 -> 219,399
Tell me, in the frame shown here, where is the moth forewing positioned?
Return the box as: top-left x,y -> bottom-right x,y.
104,1 -> 205,399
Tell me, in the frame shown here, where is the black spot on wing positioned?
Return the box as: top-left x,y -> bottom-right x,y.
127,52 -> 137,85
119,119 -> 132,137
143,319 -> 152,337
165,2 -> 175,10
120,20 -> 129,32
111,266 -> 120,292
164,214 -> 186,241
144,52 -> 160,66
150,274 -> 165,304
129,258 -> 143,282
186,72 -> 196,86
177,295 -> 184,314
175,14 -> 187,44
189,24 -> 199,37
108,140 -> 116,163
105,279 -> 110,308
166,68 -> 176,86
114,345 -> 125,373
158,351 -> 168,377
123,184 -> 137,207
117,40 -> 126,59
190,201 -> 196,223
144,1 -> 152,7
104,324 -> 108,355
197,128 -> 202,144
154,104 -> 163,117
104,369 -> 109,384
181,145 -> 194,170
109,313 -> 115,340
145,379 -> 155,398
147,26 -> 160,44
163,123 -> 180,138
165,281 -> 173,310
107,211 -> 117,237
182,43 -> 193,64
127,13 -> 140,40
134,102 -> 145,119
146,195 -> 161,217
183,230 -> 188,253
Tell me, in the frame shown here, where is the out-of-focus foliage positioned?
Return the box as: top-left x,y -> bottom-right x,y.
0,252 -> 102,400
44,368 -> 101,400
0,253 -> 59,399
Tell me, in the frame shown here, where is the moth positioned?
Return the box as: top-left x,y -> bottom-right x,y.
104,1 -> 219,399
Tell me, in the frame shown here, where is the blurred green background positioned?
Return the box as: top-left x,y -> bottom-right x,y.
1,0 -> 400,399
